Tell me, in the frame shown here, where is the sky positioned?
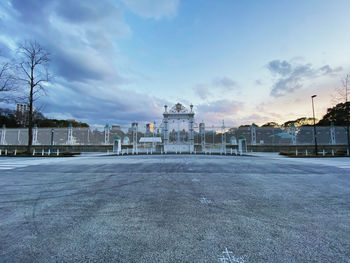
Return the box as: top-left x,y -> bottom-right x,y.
0,0 -> 350,128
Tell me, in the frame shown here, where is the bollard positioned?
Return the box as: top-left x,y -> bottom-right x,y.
305,149 -> 308,156
296,149 -> 298,156
147,149 -> 148,155
57,149 -> 59,156
48,149 -> 51,155
42,149 -> 44,156
0,149 -> 1,156
332,149 -> 334,156
107,150 -> 109,155
347,148 -> 349,156
322,149 -> 325,156
33,149 -> 35,156
14,149 -> 17,156
5,149 -> 7,155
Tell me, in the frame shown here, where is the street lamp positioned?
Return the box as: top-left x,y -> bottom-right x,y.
311,95 -> 318,155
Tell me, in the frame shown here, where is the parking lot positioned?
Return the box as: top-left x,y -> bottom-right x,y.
0,154 -> 349,262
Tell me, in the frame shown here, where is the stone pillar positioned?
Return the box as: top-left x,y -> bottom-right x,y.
113,136 -> 121,153
291,123 -> 296,145
251,123 -> 256,145
330,122 -> 336,145
32,124 -> 38,145
0,124 -> 6,145
67,124 -> 73,145
104,124 -> 110,145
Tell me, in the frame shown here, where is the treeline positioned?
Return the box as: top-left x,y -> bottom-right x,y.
0,108 -> 89,128
241,102 -> 350,128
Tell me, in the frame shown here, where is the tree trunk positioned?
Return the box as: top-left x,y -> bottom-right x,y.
27,66 -> 34,154
347,102 -> 350,155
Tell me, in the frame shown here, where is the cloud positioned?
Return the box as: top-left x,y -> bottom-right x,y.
319,65 -> 343,75
122,0 -> 179,19
0,41 -> 11,59
255,79 -> 263,85
194,76 -> 239,100
267,60 -> 292,76
0,0 -> 174,125
42,79 -> 167,126
267,59 -> 343,97
195,99 -> 244,124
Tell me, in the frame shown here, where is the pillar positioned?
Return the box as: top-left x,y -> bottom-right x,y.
221,120 -> 226,152
104,124 -> 110,145
132,122 -> 138,153
251,123 -> 256,145
0,124 -> 6,145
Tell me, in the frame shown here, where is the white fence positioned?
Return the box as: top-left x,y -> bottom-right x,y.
0,125 -> 348,146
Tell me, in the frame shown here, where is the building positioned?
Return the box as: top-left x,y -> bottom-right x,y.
145,123 -> 154,135
15,103 -> 34,126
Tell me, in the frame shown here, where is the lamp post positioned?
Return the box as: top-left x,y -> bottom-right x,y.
311,95 -> 318,155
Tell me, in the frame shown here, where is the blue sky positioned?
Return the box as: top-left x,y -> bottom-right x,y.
0,0 -> 349,127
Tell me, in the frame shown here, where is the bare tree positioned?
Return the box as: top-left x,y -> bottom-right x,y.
336,74 -> 350,154
17,40 -> 50,153
0,62 -> 15,102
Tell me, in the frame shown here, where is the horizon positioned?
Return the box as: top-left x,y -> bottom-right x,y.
1,0 -> 349,127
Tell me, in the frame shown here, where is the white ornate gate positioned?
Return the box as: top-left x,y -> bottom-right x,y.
162,103 -> 194,153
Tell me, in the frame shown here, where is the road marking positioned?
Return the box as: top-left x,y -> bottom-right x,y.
218,248 -> 246,263
200,197 -> 212,204
192,178 -> 200,182
0,163 -> 29,170
0,158 -> 67,170
337,164 -> 350,169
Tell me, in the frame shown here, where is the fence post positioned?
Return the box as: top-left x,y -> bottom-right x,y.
250,123 -> 256,146
291,123 -> 296,145
1,124 -> 6,145
104,124 -> 110,145
32,124 -> 38,145
67,124 -> 73,145
330,122 -> 336,145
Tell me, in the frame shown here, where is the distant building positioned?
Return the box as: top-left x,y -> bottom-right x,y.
146,123 -> 154,135
15,103 -> 34,126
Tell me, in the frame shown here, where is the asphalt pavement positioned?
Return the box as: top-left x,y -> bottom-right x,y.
0,154 -> 349,262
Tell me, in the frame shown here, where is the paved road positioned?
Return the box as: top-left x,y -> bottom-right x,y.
0,154 -> 349,262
